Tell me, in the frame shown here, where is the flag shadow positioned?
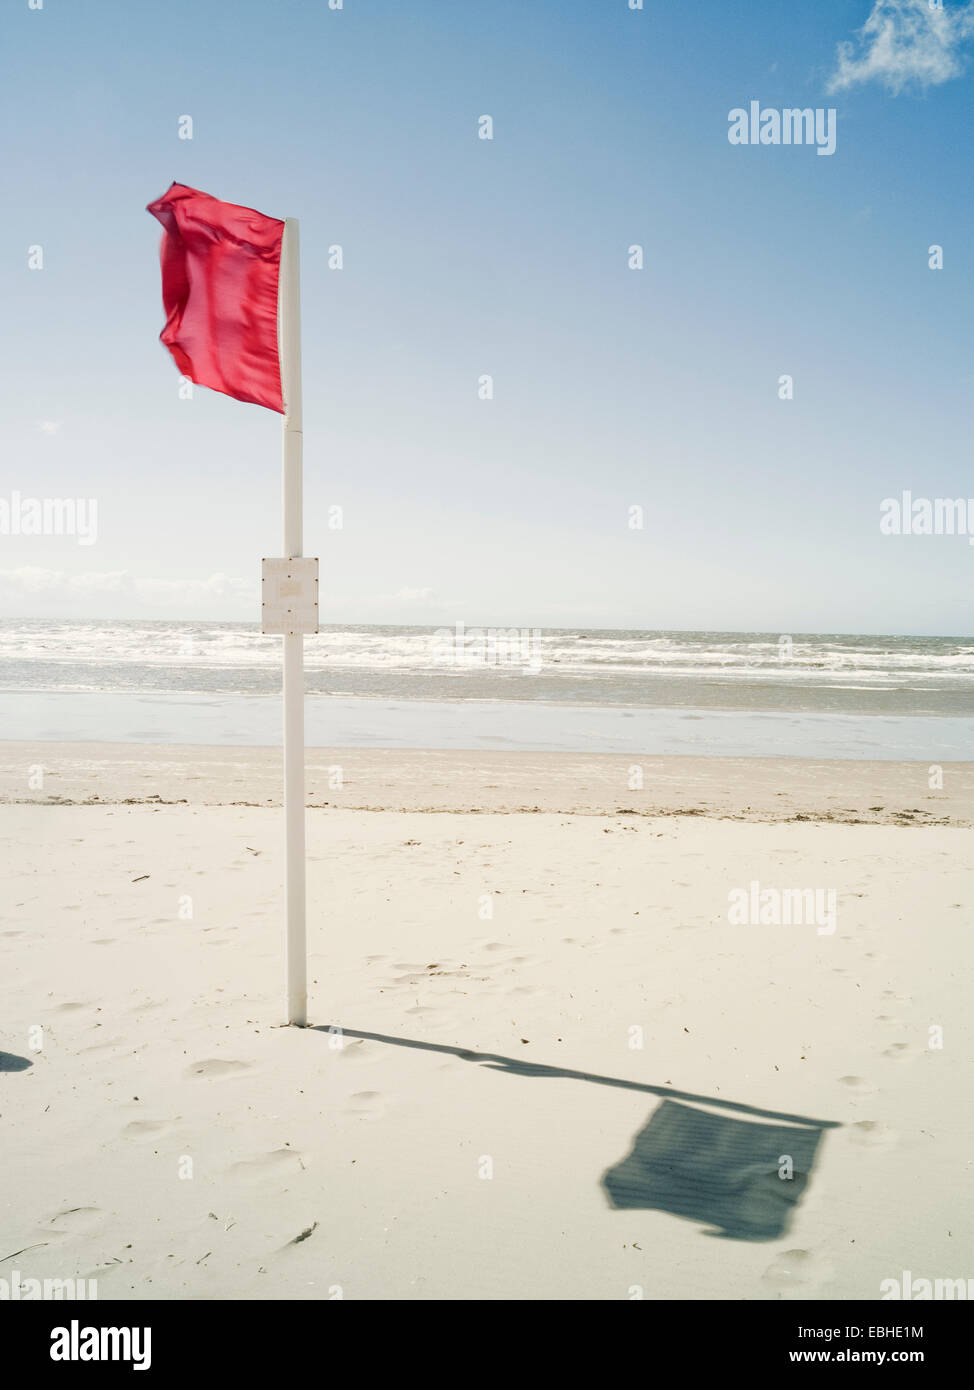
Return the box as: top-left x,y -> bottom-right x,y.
601,1097 -> 825,1241
0,1052 -> 32,1073
314,1025 -> 836,1242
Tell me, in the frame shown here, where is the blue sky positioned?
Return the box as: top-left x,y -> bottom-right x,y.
1,0 -> 973,633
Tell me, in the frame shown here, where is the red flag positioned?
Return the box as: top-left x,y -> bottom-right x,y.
147,182 -> 285,412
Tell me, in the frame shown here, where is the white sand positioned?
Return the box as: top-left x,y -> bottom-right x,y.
2,745 -> 972,1300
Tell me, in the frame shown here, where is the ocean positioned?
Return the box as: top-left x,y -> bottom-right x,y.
2,620 -> 972,759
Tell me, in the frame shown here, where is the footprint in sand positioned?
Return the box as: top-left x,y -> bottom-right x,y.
881,1042 -> 913,1060
186,1059 -> 252,1079
848,1120 -> 898,1149
53,1002 -> 90,1013
43,1207 -> 104,1239
838,1075 -> 875,1093
231,1149 -> 306,1177
78,1039 -> 123,1055
345,1090 -> 385,1120
122,1120 -> 173,1139
761,1248 -> 832,1292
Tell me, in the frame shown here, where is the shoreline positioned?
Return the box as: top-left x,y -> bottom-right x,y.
2,741 -> 971,824
3,681 -> 973,716
3,691 -> 973,761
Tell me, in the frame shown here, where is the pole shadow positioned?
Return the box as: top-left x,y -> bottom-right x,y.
314,1025 -> 836,1242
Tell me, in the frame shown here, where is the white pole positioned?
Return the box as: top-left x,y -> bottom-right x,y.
279,217 -> 307,1026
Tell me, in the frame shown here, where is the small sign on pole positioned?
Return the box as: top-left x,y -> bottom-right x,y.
261,557 -> 319,636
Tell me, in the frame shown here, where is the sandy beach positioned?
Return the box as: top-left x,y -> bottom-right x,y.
4,740 -> 974,821
3,743 -> 971,1300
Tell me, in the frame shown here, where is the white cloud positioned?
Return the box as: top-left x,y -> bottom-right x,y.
140,573 -> 252,603
829,0 -> 974,93
37,421 -> 60,436
0,567 -> 252,608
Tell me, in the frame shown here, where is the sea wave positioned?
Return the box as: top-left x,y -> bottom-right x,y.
2,622 -> 973,713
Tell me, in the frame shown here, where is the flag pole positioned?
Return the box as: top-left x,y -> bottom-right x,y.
279,217 -> 307,1026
